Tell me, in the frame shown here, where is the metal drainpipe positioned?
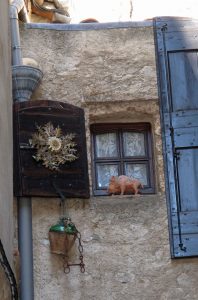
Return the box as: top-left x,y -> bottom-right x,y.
10,1 -> 34,300
10,0 -> 29,65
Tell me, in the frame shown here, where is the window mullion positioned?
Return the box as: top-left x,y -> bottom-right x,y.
118,130 -> 124,175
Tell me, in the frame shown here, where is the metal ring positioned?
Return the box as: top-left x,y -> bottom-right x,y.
64,266 -> 70,274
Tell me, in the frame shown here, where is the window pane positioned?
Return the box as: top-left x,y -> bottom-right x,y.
125,163 -> 148,185
95,133 -> 118,158
123,132 -> 145,157
96,164 -> 119,188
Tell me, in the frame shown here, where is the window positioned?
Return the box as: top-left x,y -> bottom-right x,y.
91,123 -> 155,196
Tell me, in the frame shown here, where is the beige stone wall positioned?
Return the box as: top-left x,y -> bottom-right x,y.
32,195 -> 198,300
21,24 -> 163,192
21,25 -> 158,105
0,1 -> 14,299
20,24 -> 198,300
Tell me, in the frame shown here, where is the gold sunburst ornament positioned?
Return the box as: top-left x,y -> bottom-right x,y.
29,122 -> 78,171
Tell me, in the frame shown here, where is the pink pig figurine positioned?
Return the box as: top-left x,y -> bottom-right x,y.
107,175 -> 143,196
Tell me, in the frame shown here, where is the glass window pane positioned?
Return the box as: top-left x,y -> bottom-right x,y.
95,133 -> 118,158
125,163 -> 148,185
123,132 -> 145,157
96,164 -> 119,188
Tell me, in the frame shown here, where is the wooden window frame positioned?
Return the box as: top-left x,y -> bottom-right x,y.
91,123 -> 155,196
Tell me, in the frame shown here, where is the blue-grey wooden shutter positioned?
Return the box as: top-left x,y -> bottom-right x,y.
154,17 -> 198,257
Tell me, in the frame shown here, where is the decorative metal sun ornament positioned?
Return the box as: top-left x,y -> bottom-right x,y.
29,122 -> 78,171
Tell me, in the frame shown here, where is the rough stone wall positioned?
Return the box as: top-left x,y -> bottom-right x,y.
21,24 -> 163,192
32,195 -> 198,300
21,25 -> 157,105
0,1 -> 14,299
19,24 -> 198,300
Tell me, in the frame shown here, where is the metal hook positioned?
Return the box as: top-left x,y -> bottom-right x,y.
52,181 -> 68,217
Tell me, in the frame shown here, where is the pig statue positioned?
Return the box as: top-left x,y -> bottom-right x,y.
107,175 -> 143,196
107,176 -> 121,195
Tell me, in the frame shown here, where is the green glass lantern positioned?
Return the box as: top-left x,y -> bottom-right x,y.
49,217 -> 78,255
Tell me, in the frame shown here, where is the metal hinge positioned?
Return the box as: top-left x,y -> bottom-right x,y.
161,23 -> 168,32
169,126 -> 174,136
174,150 -> 180,160
19,143 -> 32,149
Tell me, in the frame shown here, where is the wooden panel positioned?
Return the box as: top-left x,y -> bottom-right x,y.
172,212 -> 198,234
154,17 -> 198,257
173,234 -> 198,257
168,51 -> 198,111
165,33 -> 198,51
14,100 -> 90,198
154,17 -> 198,52
177,148 -> 198,211
172,111 -> 198,128
154,17 -> 198,32
174,128 -> 198,147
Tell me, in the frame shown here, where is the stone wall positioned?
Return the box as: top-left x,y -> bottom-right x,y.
21,23 -> 163,192
32,195 -> 198,300
0,1 -> 14,299
21,24 -> 158,104
19,23 -> 198,300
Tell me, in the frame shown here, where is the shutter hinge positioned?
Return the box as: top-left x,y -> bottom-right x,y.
20,143 -> 32,149
161,23 -> 168,32
169,127 -> 180,160
179,243 -> 186,252
174,150 -> 180,160
169,126 -> 174,136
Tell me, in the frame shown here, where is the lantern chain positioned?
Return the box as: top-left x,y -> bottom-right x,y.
52,181 -> 85,273
77,232 -> 85,273
63,232 -> 85,274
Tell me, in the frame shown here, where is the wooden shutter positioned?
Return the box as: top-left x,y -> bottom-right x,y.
154,17 -> 198,257
13,100 -> 89,198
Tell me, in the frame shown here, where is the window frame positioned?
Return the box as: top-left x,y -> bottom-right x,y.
91,123 -> 155,196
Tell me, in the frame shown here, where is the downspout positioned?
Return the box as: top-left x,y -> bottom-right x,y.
10,1 -> 43,300
10,0 -> 28,66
